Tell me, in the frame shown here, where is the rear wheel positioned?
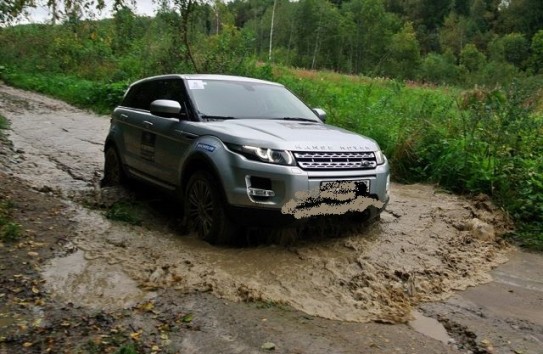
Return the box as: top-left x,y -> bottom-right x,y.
102,145 -> 125,186
184,171 -> 240,245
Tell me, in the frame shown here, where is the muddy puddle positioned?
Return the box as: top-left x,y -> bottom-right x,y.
0,84 -> 512,323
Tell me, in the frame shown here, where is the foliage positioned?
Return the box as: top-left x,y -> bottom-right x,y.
418,52 -> 460,84
460,43 -> 486,73
0,69 -> 128,114
530,30 -> 543,74
0,200 -> 22,242
2,0 -> 543,87
105,201 -> 143,226
382,22 -> 421,79
0,114 -> 8,130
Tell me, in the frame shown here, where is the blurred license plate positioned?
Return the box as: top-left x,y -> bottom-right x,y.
320,180 -> 370,193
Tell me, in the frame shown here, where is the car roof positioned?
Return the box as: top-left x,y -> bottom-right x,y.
130,74 -> 283,87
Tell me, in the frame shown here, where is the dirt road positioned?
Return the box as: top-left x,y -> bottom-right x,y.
1,84 -> 542,353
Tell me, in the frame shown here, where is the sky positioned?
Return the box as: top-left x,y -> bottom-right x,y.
23,0 -> 157,23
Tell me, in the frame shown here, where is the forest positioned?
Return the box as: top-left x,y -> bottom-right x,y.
0,0 -> 542,248
1,0 -> 543,85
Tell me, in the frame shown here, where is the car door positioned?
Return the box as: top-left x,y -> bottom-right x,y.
115,81 -> 159,175
122,79 -> 176,183
149,79 -> 196,186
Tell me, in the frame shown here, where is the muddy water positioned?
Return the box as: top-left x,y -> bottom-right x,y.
0,84 -> 511,323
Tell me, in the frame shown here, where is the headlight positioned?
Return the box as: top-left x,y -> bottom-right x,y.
228,144 -> 295,166
375,150 -> 386,165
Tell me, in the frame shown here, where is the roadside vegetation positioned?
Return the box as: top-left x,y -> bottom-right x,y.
0,200 -> 22,243
0,115 -> 22,243
0,1 -> 541,249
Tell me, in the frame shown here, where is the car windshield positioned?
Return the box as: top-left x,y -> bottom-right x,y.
186,79 -> 319,121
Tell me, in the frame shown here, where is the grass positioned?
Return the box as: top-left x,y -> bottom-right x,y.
0,114 -> 8,130
0,115 -> 22,242
0,71 -> 128,114
0,200 -> 22,242
105,201 -> 143,226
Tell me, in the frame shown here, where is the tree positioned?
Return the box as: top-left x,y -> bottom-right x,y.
439,11 -> 477,58
501,33 -> 529,68
529,29 -> 543,73
341,0 -> 399,75
460,43 -> 486,72
383,22 -> 421,79
418,51 -> 460,84
496,0 -> 543,40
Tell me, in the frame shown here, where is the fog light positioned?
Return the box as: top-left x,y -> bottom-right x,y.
386,175 -> 391,194
248,188 -> 275,197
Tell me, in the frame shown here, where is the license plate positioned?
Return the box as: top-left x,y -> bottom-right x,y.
320,180 -> 370,194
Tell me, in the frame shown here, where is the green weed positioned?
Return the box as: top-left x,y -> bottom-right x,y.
0,114 -> 8,130
115,344 -> 138,354
105,201 -> 143,226
0,200 -> 22,242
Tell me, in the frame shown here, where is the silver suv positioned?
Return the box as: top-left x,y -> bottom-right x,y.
103,74 -> 390,243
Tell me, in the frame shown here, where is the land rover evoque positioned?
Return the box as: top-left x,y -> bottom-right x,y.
103,74 -> 390,244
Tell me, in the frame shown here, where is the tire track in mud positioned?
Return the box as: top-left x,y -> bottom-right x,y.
0,84 -> 512,323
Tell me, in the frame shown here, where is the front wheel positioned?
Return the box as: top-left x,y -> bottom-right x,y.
184,171 -> 240,245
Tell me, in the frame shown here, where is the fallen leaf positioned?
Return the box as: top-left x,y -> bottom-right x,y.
130,331 -> 142,340
27,252 -> 39,257
32,287 -> 39,294
261,342 -> 276,350
23,342 -> 33,348
181,313 -> 193,323
481,339 -> 491,346
138,302 -> 154,312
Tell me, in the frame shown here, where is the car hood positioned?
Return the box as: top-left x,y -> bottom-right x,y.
184,119 -> 380,151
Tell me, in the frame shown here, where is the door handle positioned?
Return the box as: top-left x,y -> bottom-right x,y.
174,130 -> 197,139
143,121 -> 154,128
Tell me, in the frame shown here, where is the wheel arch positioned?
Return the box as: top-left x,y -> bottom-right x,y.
180,153 -> 228,202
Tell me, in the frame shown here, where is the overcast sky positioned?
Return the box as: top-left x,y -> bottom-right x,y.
24,0 -> 157,23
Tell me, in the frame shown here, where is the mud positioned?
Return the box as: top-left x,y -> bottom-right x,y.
420,249 -> 543,353
0,84 -> 513,326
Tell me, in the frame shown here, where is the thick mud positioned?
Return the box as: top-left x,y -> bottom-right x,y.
0,84 -> 512,324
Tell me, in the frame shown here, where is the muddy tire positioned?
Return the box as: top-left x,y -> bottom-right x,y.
184,171 -> 239,245
102,146 -> 125,187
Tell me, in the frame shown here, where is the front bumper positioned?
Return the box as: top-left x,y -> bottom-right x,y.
221,150 -> 390,220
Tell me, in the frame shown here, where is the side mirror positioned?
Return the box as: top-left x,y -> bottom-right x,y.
312,108 -> 327,123
150,99 -> 182,118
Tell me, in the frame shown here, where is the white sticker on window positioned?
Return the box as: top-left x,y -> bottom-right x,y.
188,80 -> 205,90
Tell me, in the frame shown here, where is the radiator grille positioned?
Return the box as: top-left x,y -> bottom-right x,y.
293,151 -> 377,170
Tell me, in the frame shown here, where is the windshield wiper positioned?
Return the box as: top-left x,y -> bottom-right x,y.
200,114 -> 236,121
277,117 -> 318,122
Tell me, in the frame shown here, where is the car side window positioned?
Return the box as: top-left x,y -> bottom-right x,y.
121,82 -> 158,110
121,79 -> 190,118
155,79 -> 191,119
156,79 -> 185,102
